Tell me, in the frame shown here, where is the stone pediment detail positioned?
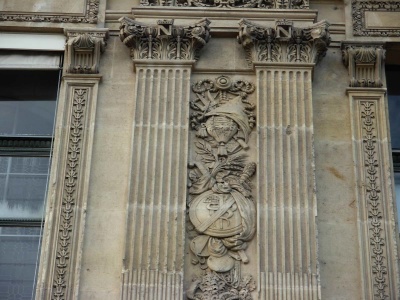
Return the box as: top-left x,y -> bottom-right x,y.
341,43 -> 385,88
119,18 -> 211,61
237,19 -> 330,65
140,0 -> 308,9
65,29 -> 109,74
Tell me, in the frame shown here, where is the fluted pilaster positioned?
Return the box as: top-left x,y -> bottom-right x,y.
238,19 -> 329,299
119,17 -> 210,299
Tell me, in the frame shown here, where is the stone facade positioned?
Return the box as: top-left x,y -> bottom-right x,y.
1,0 -> 400,299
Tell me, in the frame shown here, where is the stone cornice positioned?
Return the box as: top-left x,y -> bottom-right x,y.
64,28 -> 109,74
237,19 -> 330,66
341,42 -> 385,88
119,17 -> 211,61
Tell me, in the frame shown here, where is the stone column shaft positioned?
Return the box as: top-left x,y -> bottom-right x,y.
256,65 -> 319,299
121,61 -> 193,300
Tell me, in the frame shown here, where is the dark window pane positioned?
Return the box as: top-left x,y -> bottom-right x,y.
395,173 -> 400,225
0,226 -> 42,300
386,66 -> 400,149
0,70 -> 59,137
0,157 -> 50,220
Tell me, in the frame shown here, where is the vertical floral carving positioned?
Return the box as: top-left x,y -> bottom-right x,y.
186,76 -> 257,300
52,88 -> 87,300
361,101 -> 389,299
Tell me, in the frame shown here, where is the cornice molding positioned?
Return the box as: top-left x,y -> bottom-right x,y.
341,42 -> 385,88
237,19 -> 330,65
119,17 -> 211,61
0,0 -> 99,23
64,28 -> 109,74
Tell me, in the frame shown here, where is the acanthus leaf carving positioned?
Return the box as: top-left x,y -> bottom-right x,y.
187,75 -> 257,300
238,19 -> 330,65
341,43 -> 385,87
119,18 -> 211,61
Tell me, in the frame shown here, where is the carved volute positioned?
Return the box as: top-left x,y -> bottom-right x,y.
238,19 -> 330,65
119,18 -> 211,61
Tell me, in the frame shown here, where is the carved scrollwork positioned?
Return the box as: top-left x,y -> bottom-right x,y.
187,76 -> 256,299
119,18 -> 211,61
341,43 -> 385,87
140,0 -> 308,9
238,19 -> 330,65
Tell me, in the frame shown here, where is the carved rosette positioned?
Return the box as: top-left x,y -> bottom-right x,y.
119,18 -> 211,61
238,19 -> 330,65
139,0 -> 308,9
65,30 -> 109,74
0,0 -> 99,23
186,76 -> 257,300
342,43 -> 385,88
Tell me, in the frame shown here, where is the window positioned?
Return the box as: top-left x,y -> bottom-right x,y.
386,65 -> 400,224
0,66 -> 61,299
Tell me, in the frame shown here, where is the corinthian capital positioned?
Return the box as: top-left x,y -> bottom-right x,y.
64,29 -> 109,74
237,19 -> 330,65
341,42 -> 385,88
119,18 -> 211,61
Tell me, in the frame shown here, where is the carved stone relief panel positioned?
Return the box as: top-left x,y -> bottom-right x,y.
186,75 -> 257,300
0,0 -> 99,23
237,19 -> 330,66
119,18 -> 211,61
139,0 -> 308,9
352,0 -> 400,37
342,43 -> 385,88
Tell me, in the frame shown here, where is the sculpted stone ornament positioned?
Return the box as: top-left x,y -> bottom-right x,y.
119,18 -> 211,60
65,29 -> 109,74
140,0 -> 308,9
187,76 -> 257,300
238,19 -> 330,65
342,43 -> 385,87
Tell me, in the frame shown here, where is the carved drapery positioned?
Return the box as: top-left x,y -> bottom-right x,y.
119,17 -> 211,299
65,30 -> 108,74
139,0 -> 308,9
342,43 -> 385,88
119,18 -> 210,61
238,20 -> 329,299
186,76 -> 257,299
238,19 -> 330,65
35,29 -> 108,300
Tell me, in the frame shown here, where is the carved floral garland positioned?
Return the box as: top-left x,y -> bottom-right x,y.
52,88 -> 87,299
186,76 -> 256,300
361,101 -> 389,299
